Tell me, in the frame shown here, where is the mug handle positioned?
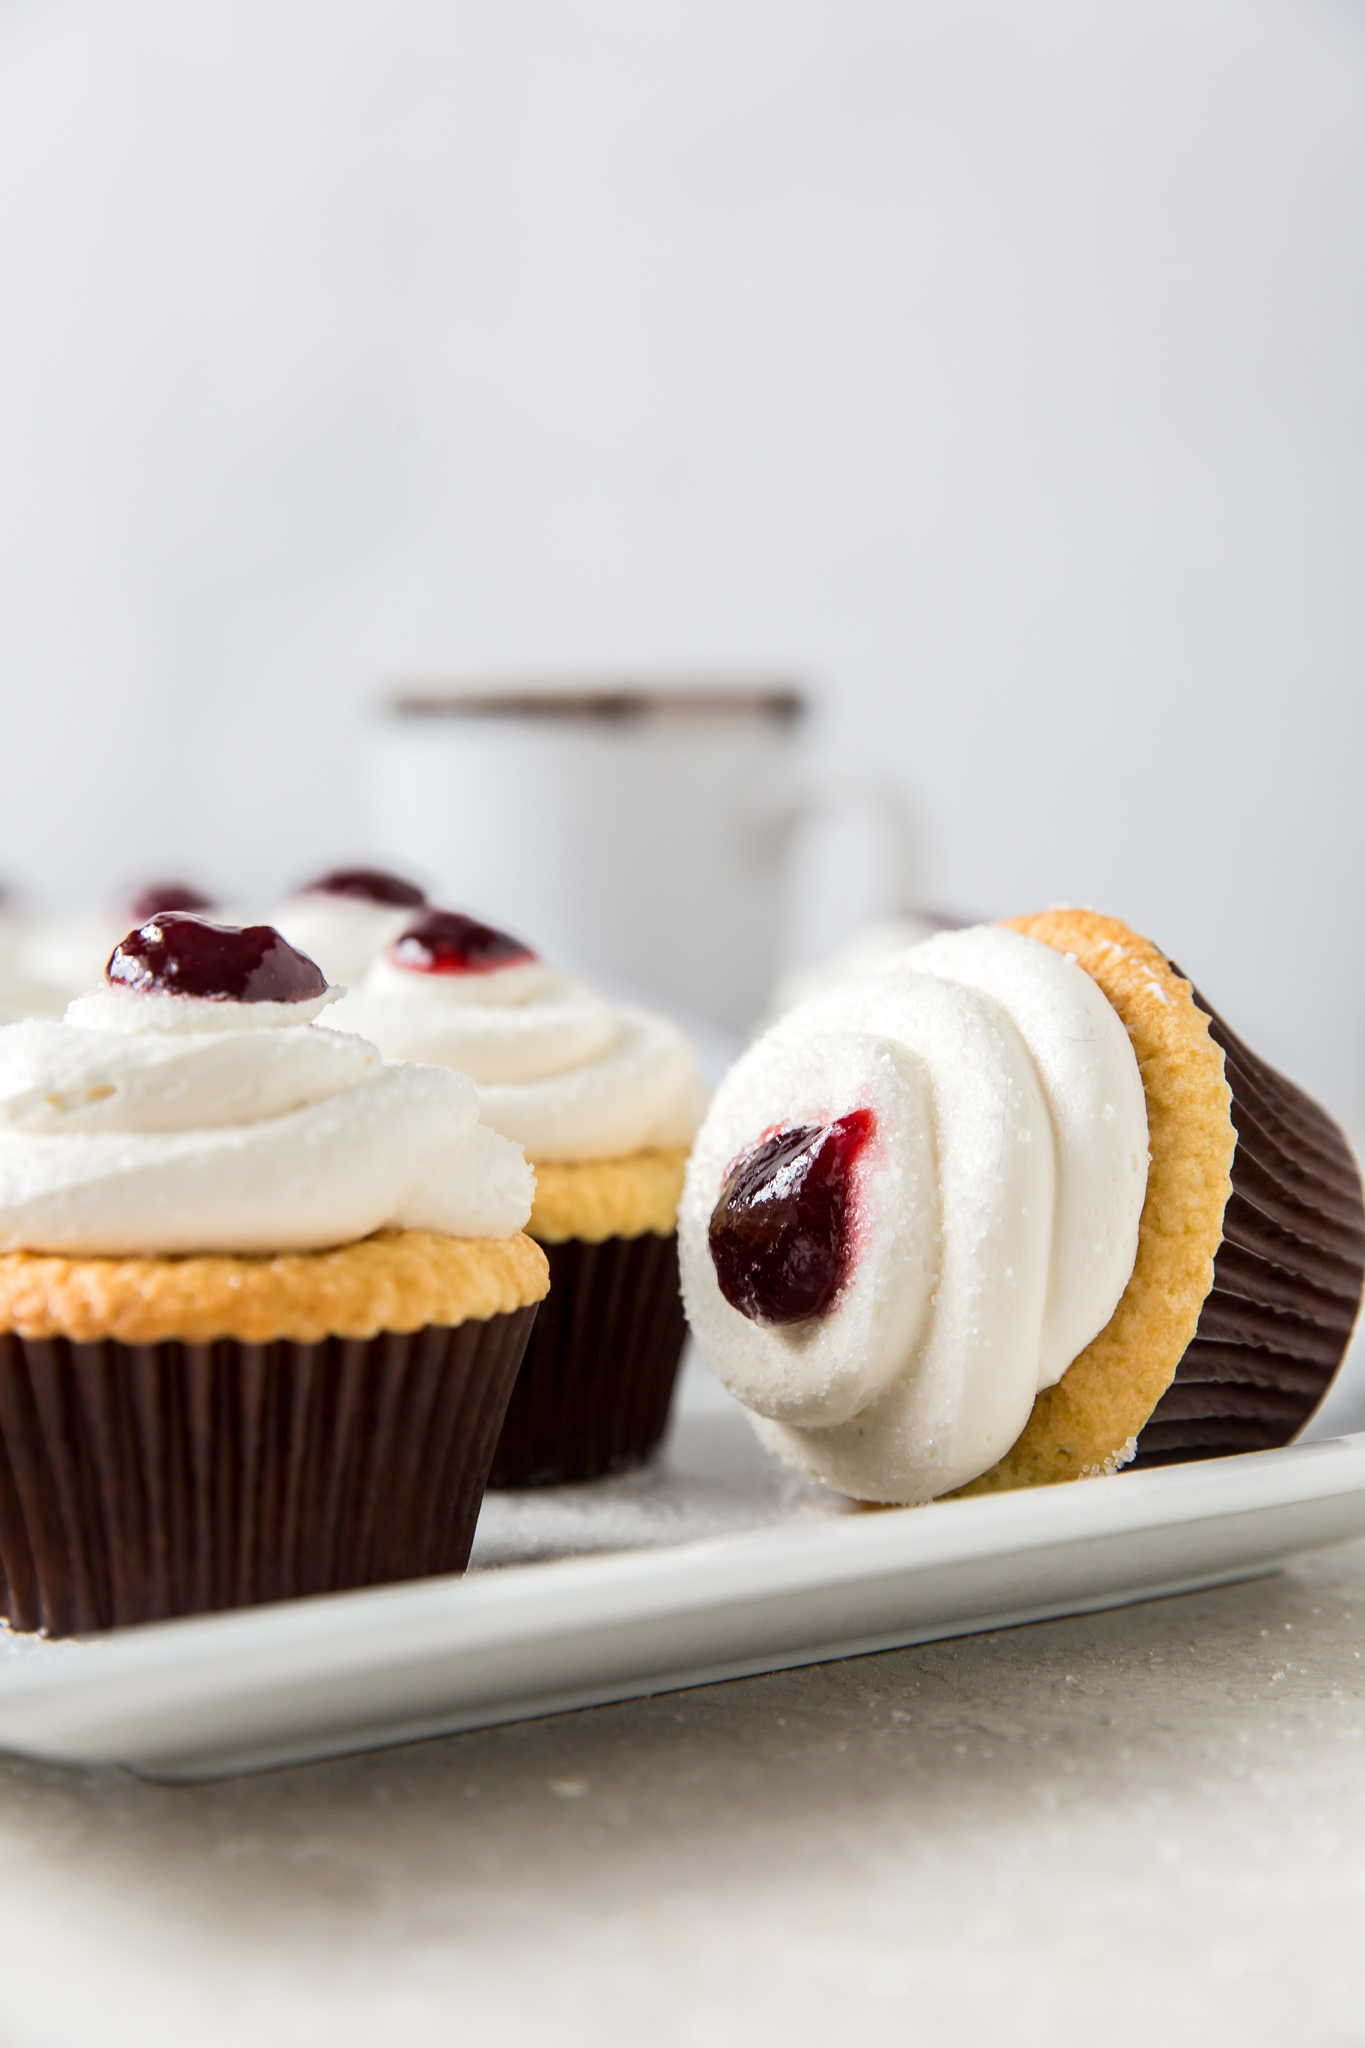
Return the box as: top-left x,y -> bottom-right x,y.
756,772 -> 921,922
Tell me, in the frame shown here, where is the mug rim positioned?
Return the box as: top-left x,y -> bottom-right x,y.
386,682 -> 807,724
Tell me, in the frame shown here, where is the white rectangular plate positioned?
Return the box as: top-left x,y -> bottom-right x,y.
0,1355 -> 1363,1781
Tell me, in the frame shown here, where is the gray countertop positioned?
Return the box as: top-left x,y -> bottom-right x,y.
0,1533 -> 1361,2046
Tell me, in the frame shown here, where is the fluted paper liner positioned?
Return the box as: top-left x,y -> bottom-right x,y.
0,1306 -> 537,1636
489,1233 -> 686,1487
1135,988 -> 1365,1465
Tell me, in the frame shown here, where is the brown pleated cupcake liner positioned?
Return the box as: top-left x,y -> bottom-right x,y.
0,1305 -> 538,1637
488,1232 -> 687,1487
1133,983 -> 1365,1468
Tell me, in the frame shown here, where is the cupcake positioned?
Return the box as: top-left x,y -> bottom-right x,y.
0,911 -> 547,1634
679,910 -> 1365,1502
266,865 -> 429,988
16,881 -> 219,1018
325,909 -> 707,1484
0,892 -> 67,1024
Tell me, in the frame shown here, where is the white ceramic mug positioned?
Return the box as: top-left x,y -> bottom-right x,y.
364,685 -> 914,1034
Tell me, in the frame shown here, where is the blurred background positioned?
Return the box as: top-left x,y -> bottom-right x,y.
0,0 -> 1361,1111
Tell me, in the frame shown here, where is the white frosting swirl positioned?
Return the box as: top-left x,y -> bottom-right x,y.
11,911 -> 117,1016
679,925 -> 1149,1502
263,896 -> 418,990
0,986 -> 533,1255
325,957 -> 706,1161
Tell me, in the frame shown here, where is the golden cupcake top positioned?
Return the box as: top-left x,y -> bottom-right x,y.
0,1229 -> 549,1346
529,1147 -> 690,1245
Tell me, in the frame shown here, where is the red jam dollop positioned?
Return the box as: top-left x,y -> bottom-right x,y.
302,866 -> 427,908
707,1109 -> 876,1325
107,913 -> 329,1004
389,909 -> 537,976
127,882 -> 215,922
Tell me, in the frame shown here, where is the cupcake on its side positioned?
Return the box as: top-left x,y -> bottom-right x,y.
0,912 -> 547,1634
326,909 -> 707,1484
679,910 -> 1365,1503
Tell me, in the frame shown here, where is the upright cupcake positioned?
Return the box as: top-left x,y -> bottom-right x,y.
0,891 -> 66,1024
0,912 -> 547,1634
679,911 -> 1365,1502
266,865 -> 429,988
16,880 -> 219,1018
326,909 -> 707,1484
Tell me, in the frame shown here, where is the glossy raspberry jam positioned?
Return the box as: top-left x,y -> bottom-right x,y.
107,913 -> 329,1003
302,866 -> 427,907
127,882 -> 215,921
390,909 -> 536,975
707,1109 -> 876,1325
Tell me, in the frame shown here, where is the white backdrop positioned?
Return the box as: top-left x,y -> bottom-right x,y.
0,0 -> 1361,1108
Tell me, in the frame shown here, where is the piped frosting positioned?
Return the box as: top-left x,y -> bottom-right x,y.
325,917 -> 706,1162
678,925 -> 1149,1501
